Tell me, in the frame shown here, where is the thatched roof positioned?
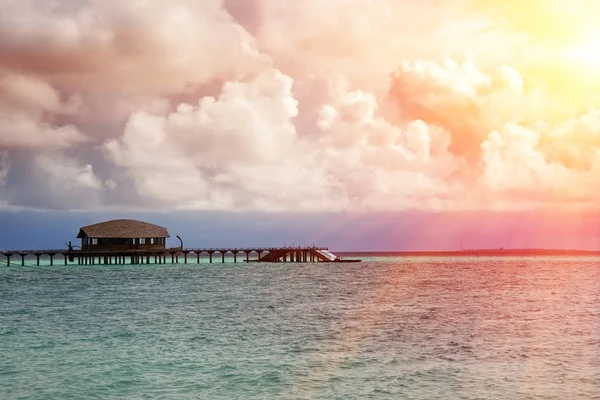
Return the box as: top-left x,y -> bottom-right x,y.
77,219 -> 170,239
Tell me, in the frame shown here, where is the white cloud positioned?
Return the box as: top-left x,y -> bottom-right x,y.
0,0 -> 598,212
103,69 -> 462,211
104,69 -> 322,210
482,121 -> 600,204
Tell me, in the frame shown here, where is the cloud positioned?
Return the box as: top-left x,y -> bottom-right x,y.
0,71 -> 86,149
539,109 -> 600,170
0,152 -> 105,210
0,0 -> 598,213
0,0 -> 270,210
103,69 -> 342,210
0,0 -> 269,94
481,121 -> 600,207
103,68 -> 464,211
387,57 -> 600,208
388,58 -> 526,163
35,153 -> 102,192
251,0 -> 502,96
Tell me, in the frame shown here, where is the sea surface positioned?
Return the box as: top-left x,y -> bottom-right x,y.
2,256 -> 600,399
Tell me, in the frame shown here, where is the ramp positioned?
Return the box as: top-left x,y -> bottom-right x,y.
254,247 -> 360,263
313,249 -> 339,261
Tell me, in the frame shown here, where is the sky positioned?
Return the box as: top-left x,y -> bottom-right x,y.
0,0 -> 599,250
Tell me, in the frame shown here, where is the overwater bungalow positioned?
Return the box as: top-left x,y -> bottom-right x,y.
76,219 -> 170,251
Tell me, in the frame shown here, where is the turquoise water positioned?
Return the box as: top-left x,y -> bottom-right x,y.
2,256 -> 600,399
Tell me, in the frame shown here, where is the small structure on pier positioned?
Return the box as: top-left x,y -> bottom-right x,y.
77,219 -> 170,251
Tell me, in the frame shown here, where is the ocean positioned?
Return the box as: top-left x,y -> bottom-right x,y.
1,256 -> 600,399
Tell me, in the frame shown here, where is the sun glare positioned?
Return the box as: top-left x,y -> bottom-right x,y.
561,32 -> 600,68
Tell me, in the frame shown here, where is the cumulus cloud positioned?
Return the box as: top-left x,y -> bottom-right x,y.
540,110 -> 600,170
0,0 -> 269,93
104,68 -> 463,211
386,56 -> 600,209
0,0 -> 598,212
104,69 -> 339,210
482,122 -> 600,207
0,71 -> 86,149
388,59 -> 536,163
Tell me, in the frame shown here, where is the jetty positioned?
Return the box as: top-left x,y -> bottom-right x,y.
0,219 -> 360,266
0,246 -> 359,266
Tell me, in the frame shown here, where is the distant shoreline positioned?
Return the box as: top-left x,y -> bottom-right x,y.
337,249 -> 600,257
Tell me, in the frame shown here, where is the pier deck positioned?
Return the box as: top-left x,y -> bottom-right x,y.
0,246 -> 360,266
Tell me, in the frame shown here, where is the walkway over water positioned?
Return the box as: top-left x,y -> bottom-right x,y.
0,246 -> 359,266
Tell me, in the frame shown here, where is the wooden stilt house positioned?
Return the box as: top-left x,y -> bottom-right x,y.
77,219 -> 170,251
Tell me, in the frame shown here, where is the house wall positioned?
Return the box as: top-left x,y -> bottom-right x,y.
81,237 -> 167,251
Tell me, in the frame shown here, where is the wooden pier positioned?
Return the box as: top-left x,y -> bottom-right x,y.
0,246 -> 359,266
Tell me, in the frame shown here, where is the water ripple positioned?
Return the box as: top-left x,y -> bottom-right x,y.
1,257 -> 600,399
